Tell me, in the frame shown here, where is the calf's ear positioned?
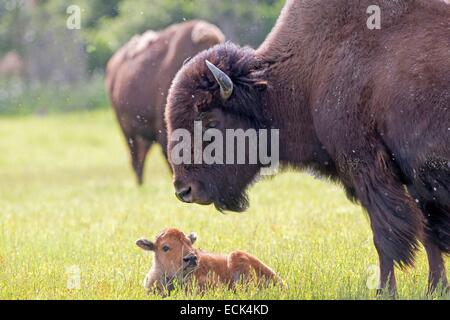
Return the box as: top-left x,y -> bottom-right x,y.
135,239 -> 155,251
188,232 -> 198,245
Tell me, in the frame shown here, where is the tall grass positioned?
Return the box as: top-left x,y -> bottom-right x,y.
0,110 -> 448,300
0,74 -> 108,116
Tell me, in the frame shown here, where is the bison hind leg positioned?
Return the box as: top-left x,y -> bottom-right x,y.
419,158 -> 450,205
407,188 -> 449,293
424,202 -> 450,255
228,251 -> 252,284
413,159 -> 450,253
127,135 -> 153,185
406,159 -> 450,293
228,251 -> 281,288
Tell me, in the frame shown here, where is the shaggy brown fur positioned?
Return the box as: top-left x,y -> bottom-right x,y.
165,0 -> 450,296
106,20 -> 224,184
136,228 -> 282,295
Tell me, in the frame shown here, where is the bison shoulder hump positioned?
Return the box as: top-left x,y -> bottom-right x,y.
191,21 -> 225,44
126,30 -> 159,58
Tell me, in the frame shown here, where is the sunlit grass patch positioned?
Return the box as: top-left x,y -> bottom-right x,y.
0,110 -> 448,300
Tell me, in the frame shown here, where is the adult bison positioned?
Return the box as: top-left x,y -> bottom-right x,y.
165,0 -> 450,296
106,20 -> 225,184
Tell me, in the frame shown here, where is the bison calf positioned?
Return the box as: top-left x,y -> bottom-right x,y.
136,228 -> 282,295
106,20 -> 224,185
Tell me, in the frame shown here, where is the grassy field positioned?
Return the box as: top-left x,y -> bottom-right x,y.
0,110 -> 448,300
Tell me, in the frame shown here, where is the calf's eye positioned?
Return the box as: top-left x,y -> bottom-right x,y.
162,245 -> 170,252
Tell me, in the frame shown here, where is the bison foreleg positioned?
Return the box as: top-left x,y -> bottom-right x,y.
424,240 -> 449,295
347,148 -> 425,297
406,187 -> 449,294
374,238 -> 397,297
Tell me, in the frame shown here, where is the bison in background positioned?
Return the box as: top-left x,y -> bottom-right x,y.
106,20 -> 225,185
165,0 -> 450,296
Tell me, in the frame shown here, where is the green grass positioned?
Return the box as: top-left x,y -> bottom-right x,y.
0,75 -> 108,116
0,110 -> 448,300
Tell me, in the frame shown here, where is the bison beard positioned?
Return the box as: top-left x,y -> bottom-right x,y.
213,174 -> 250,213
213,185 -> 249,213
192,164 -> 259,213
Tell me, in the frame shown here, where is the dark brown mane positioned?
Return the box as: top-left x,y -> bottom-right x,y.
174,42 -> 271,128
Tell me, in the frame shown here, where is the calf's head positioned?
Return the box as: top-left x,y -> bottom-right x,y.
165,43 -> 270,212
136,228 -> 198,276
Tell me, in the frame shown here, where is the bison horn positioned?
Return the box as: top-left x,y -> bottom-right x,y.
205,60 -> 234,101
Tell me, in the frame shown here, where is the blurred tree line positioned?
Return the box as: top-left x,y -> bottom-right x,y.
0,0 -> 283,115
85,0 -> 284,72
0,0 -> 284,76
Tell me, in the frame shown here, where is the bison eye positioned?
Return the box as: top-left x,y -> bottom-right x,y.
162,245 -> 170,252
206,120 -> 219,129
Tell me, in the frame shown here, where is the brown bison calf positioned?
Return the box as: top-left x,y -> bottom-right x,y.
106,21 -> 225,184
136,228 -> 282,295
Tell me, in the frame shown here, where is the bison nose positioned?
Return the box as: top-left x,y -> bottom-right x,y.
175,181 -> 193,203
183,255 -> 197,263
176,186 -> 192,203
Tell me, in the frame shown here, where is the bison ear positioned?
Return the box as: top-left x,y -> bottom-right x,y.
188,232 -> 198,245
136,238 -> 155,251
